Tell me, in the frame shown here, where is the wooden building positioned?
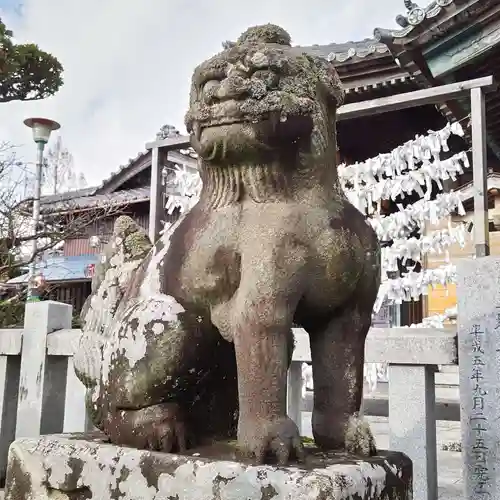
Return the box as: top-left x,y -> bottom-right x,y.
306,0 -> 500,323
7,146 -> 196,313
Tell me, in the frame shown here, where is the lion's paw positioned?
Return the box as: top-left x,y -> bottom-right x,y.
344,413 -> 377,456
107,403 -> 187,453
239,416 -> 305,465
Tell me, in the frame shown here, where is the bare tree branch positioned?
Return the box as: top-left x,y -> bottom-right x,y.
0,142 -> 123,281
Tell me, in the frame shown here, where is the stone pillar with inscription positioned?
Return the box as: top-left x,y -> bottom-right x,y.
457,256 -> 500,500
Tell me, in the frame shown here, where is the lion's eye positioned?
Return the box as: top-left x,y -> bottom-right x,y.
202,80 -> 219,94
196,69 -> 224,93
200,80 -> 220,102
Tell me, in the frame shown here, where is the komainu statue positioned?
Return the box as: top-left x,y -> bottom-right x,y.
74,23 -> 381,465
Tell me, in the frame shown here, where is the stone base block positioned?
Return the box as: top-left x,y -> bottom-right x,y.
5,433 -> 412,499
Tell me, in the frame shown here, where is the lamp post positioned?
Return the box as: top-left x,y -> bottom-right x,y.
23,117 -> 60,301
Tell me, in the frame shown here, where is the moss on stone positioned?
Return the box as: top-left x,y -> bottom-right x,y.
77,23 -> 381,469
185,23 -> 345,138
124,231 -> 151,260
237,24 -> 291,46
113,215 -> 138,236
441,441 -> 462,452
345,414 -> 377,456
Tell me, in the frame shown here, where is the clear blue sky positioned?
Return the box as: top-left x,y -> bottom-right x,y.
0,0 -> 21,14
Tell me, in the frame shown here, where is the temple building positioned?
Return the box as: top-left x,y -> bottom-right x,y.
304,0 -> 500,324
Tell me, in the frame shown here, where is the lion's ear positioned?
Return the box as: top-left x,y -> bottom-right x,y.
328,63 -> 345,108
320,62 -> 345,109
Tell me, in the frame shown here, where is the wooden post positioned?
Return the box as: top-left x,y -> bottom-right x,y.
336,76 -> 495,121
148,147 -> 164,244
471,87 -> 490,258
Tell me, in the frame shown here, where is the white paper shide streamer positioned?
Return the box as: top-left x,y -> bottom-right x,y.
339,122 -> 469,320
353,122 -> 469,392
162,162 -> 202,216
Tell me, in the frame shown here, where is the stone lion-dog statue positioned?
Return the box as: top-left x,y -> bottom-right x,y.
74,23 -> 381,465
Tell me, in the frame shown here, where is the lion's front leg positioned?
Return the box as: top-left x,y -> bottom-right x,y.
212,247 -> 306,465
236,299 -> 303,465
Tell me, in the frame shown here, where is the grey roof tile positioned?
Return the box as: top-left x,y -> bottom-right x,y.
41,187 -> 150,213
374,0 -> 458,43
301,1 -> 460,63
96,146 -> 197,193
300,39 -> 390,64
40,187 -> 97,204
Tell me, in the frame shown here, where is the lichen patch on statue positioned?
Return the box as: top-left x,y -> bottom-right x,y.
73,23 -> 380,465
74,216 -> 152,388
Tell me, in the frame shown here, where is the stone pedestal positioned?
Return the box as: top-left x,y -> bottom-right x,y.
4,433 -> 412,499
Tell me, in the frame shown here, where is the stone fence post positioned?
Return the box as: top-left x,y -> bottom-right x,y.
457,256 -> 500,499
15,301 -> 72,439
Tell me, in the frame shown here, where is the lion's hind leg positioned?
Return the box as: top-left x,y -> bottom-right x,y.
100,296 -> 238,452
309,302 -> 376,456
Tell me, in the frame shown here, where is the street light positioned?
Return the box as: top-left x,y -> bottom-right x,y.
23,117 -> 60,301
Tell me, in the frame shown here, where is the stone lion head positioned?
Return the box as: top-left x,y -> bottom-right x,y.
185,24 -> 344,165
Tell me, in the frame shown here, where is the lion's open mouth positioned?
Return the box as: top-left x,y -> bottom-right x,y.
192,113 -> 277,142
198,114 -> 273,130
187,92 -> 316,141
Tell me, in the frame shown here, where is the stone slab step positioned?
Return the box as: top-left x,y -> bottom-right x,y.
302,393 -> 460,421
6,434 -> 413,500
436,371 -> 459,387
361,381 -> 459,400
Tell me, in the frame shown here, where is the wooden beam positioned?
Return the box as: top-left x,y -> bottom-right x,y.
471,87 -> 490,257
427,22 -> 500,78
336,76 -> 496,121
145,135 -> 191,151
167,150 -> 198,171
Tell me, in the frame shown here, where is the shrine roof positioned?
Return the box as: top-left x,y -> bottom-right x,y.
374,0 -> 493,47
39,187 -> 151,214
300,39 -> 390,65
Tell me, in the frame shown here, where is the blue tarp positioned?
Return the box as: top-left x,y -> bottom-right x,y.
7,254 -> 98,284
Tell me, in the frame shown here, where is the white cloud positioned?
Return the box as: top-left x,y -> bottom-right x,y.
0,0 -> 405,186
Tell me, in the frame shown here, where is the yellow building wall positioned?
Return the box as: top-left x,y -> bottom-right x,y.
426,284 -> 457,317
425,197 -> 500,317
